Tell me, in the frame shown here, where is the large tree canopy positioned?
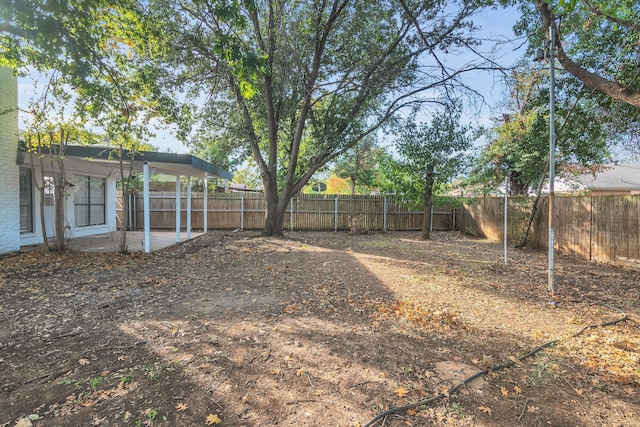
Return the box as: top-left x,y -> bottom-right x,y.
151,0 -> 509,235
516,1 -> 640,109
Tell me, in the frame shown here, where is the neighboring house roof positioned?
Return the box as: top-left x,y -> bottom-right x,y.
229,183 -> 263,192
17,144 -> 232,180
539,176 -> 587,195
574,163 -> 640,194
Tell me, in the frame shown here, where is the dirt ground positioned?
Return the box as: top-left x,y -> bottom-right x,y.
1,231 -> 639,427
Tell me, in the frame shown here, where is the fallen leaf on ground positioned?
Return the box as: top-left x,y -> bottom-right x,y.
78,359 -> 90,365
500,386 -> 509,398
478,406 -> 492,415
395,386 -> 409,397
206,413 -> 223,425
175,403 -> 188,412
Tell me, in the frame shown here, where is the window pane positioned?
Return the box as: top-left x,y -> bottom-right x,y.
19,168 -> 33,233
74,176 -> 89,204
75,205 -> 89,227
90,177 -> 105,204
90,205 -> 105,225
44,176 -> 55,207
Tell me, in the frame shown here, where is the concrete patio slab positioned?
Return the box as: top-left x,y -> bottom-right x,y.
66,231 -> 204,253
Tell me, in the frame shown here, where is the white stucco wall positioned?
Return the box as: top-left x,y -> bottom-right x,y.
19,169 -> 117,247
0,67 -> 20,254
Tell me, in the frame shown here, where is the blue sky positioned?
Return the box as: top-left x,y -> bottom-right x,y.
16,5 -> 524,155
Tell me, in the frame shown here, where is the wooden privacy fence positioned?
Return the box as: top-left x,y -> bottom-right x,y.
117,191 -> 640,265
458,194 -> 640,266
117,192 -> 456,233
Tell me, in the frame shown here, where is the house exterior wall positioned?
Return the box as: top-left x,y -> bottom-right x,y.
19,167 -> 118,247
0,67 -> 20,254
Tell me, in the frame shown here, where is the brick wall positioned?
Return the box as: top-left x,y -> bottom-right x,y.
0,67 -> 20,253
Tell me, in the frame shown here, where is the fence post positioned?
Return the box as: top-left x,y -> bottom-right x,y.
430,205 -> 434,233
335,196 -> 339,232
504,174 -> 509,266
241,193 -> 245,231
290,197 -> 294,231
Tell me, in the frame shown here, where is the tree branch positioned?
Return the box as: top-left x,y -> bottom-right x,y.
581,0 -> 640,32
536,1 -> 640,108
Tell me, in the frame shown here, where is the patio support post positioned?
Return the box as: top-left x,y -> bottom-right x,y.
430,205 -> 434,233
203,177 -> 208,232
143,162 -> 151,253
186,176 -> 192,239
176,176 -> 181,243
290,197 -> 294,231
334,197 -> 338,232
240,192 -> 244,231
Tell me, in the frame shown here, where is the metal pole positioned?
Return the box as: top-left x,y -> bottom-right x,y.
504,174 -> 509,266
383,196 -> 387,231
548,26 -> 556,293
143,162 -> 151,253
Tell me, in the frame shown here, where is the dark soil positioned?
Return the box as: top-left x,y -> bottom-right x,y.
1,231 -> 638,427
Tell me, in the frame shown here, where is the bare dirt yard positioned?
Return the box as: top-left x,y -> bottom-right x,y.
1,231 -> 639,427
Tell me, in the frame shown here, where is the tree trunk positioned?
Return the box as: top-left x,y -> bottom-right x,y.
350,177 -> 356,196
34,168 -> 50,251
516,160 -> 549,248
420,171 -> 434,240
263,198 -> 287,236
119,186 -> 129,254
262,173 -> 286,235
54,156 -> 66,252
54,184 -> 65,251
32,150 -> 52,251
509,171 -> 528,195
117,144 -> 134,254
